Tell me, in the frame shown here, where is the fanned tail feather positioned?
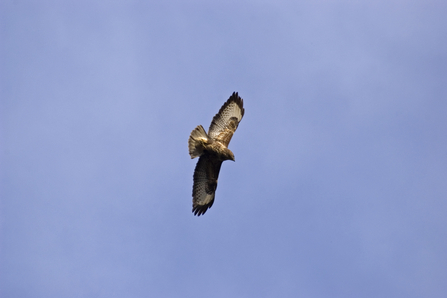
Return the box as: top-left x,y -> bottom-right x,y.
188,125 -> 209,158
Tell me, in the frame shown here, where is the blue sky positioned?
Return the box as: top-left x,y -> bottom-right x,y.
1,1 -> 446,297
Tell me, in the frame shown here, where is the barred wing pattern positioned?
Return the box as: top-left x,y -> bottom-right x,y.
192,155 -> 223,216
208,92 -> 245,146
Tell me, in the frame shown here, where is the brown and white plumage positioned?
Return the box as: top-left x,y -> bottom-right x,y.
188,92 -> 245,216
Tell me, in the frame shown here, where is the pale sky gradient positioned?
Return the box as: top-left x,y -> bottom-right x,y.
1,1 -> 447,297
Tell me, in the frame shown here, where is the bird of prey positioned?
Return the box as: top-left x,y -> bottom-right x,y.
188,92 -> 245,216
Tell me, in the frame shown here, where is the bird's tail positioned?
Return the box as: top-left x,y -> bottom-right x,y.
188,125 -> 209,159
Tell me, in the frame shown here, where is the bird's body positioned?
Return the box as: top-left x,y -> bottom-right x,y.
188,92 -> 245,216
188,125 -> 235,161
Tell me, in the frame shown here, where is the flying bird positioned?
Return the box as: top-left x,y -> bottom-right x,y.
188,92 -> 245,216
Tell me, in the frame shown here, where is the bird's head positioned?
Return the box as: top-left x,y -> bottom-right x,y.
228,151 -> 235,162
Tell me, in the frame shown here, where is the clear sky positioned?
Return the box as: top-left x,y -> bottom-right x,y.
1,1 -> 446,297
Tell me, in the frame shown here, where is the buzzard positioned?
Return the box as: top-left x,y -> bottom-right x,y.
188,92 -> 245,216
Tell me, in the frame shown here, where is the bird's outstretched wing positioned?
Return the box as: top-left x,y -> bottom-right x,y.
192,154 -> 223,216
208,92 -> 245,147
